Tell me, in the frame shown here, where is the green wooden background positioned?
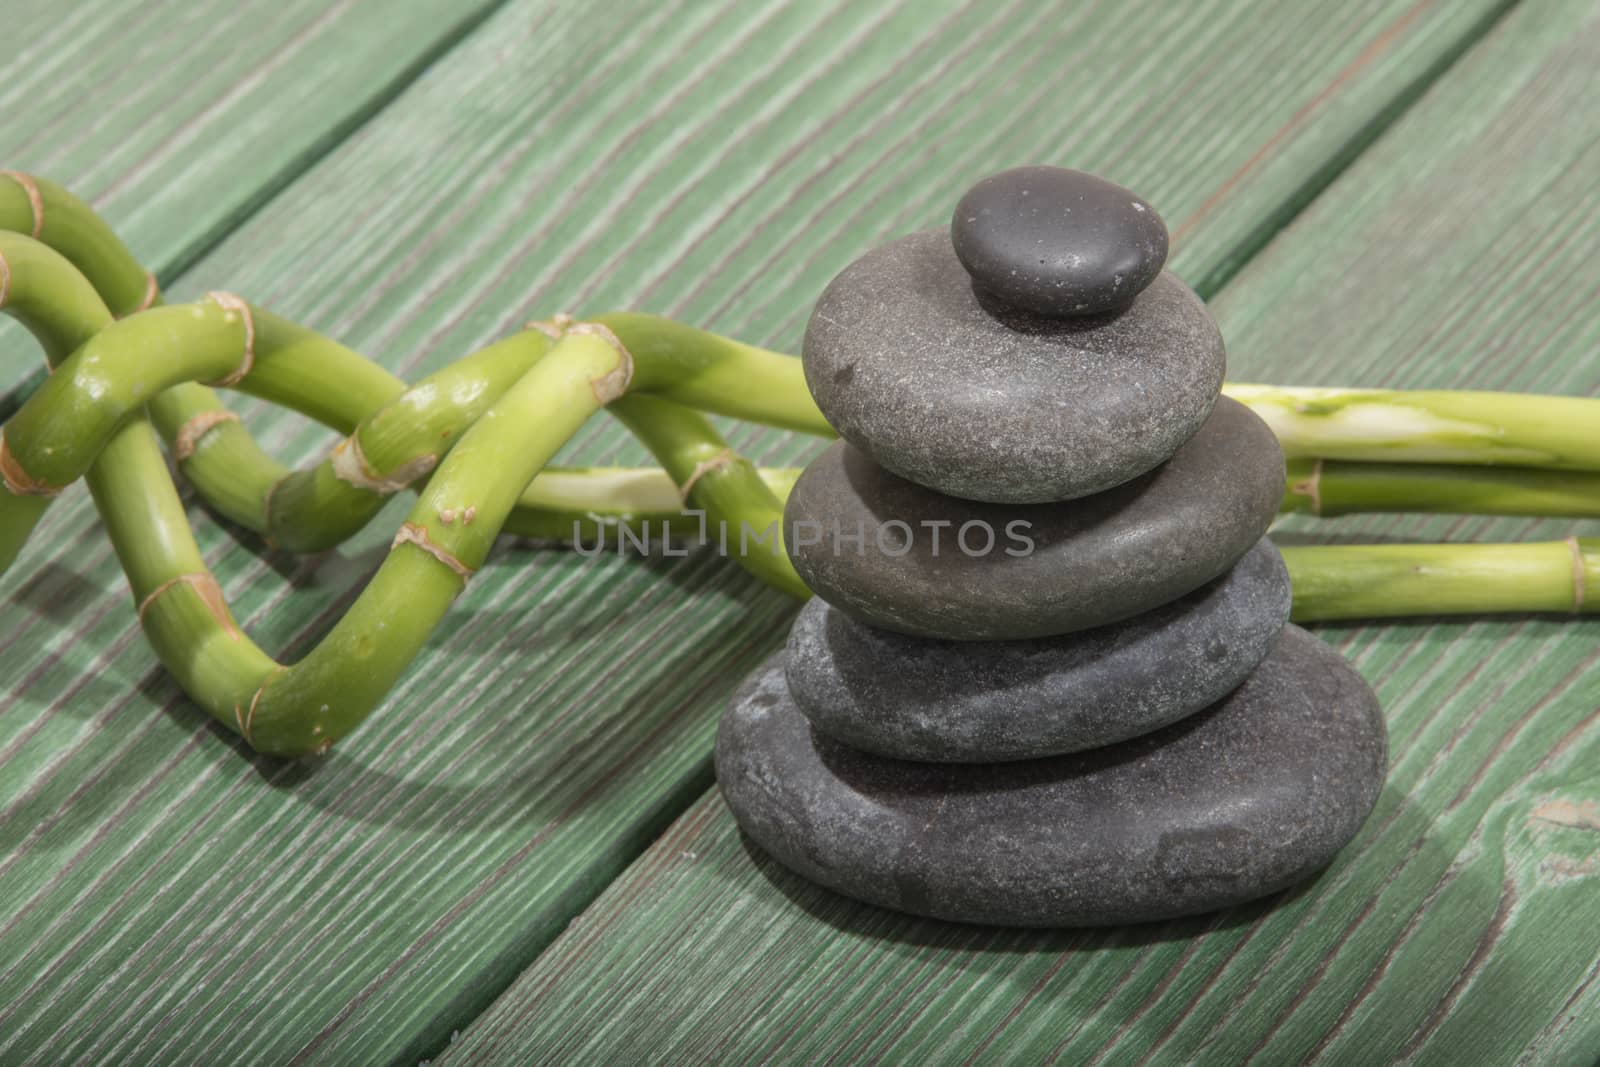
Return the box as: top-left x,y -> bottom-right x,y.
1,0 -> 1596,1063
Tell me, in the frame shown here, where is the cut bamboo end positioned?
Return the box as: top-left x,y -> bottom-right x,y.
0,171 -> 43,238
202,292 -> 256,387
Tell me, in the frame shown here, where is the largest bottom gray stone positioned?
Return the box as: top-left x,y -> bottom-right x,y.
716,625 -> 1387,927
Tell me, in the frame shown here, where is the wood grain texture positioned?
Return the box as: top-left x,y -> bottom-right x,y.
435,1 -> 1600,1063
0,0 -> 1529,1062
0,0 -> 511,391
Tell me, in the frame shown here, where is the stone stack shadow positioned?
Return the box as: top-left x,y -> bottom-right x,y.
716,167 -> 1387,927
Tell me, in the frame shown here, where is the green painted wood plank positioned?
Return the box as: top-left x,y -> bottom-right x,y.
0,0 -> 514,393
0,0 -> 1521,1062
433,1 -> 1600,1064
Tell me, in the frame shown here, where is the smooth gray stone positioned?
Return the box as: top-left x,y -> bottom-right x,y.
785,538 -> 1290,763
802,228 -> 1223,503
784,395 -> 1285,640
951,165 -> 1168,316
717,625 -> 1387,928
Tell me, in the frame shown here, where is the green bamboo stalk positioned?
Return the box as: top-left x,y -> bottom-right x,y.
257,328 -> 550,550
503,465 -> 801,545
466,456 -> 1600,545
0,261 -> 810,751
146,381 -> 288,530
239,329 -> 631,754
0,230 -> 111,364
0,227 -> 815,598
6,302 -> 249,488
0,240 -> 408,571
1282,458 -> 1600,517
1,174 -> 829,556
144,308 -> 409,537
504,466 -> 701,544
608,394 -> 808,598
0,180 -> 402,547
89,412 -> 282,720
1226,382 -> 1600,469
172,356 -> 1600,544
114,329 -> 629,755
594,312 -> 833,436
0,171 -> 296,520
245,313 -> 829,551
1282,538 -> 1597,621
158,314 -> 823,552
110,309 -> 825,552
505,459 -> 1599,621
0,232 -> 118,569
490,459 -> 1600,622
0,172 -> 154,321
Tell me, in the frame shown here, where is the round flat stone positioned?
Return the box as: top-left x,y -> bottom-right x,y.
784,395 -> 1284,640
951,166 -> 1168,316
786,538 -> 1290,763
717,625 -> 1387,928
802,229 -> 1224,504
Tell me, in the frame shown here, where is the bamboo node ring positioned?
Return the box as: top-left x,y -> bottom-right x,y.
174,409 -> 242,462
135,271 -> 159,314
1289,457 -> 1324,515
0,431 -> 64,498
330,433 -> 437,494
568,321 -> 634,403
680,448 -> 735,503
526,312 -> 575,340
1,171 -> 44,238
203,291 -> 255,387
393,521 -> 475,581
136,572 -> 240,639
243,683 -> 268,748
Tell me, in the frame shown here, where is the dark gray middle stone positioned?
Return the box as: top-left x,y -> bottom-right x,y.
802,229 -> 1225,504
784,395 -> 1286,640
716,625 -> 1388,928
785,538 -> 1291,763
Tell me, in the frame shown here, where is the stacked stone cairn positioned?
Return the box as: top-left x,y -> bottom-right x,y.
716,167 -> 1388,927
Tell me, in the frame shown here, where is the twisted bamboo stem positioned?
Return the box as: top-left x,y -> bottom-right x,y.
0,195 -> 804,753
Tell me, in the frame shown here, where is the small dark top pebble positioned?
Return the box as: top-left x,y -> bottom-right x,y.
951,166 -> 1168,317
